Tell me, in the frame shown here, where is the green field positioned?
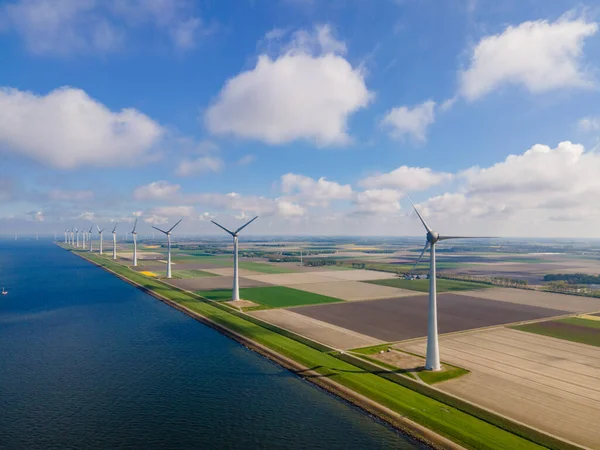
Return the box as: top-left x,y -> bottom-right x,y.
72,248 -> 568,450
512,317 -> 600,347
172,269 -> 216,279
366,278 -> 491,292
198,286 -> 342,308
238,261 -> 297,274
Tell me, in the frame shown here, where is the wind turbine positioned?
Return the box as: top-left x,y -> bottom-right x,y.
151,219 -> 182,278
97,226 -> 104,255
75,228 -> 80,248
210,216 -> 258,301
407,197 -> 490,371
88,225 -> 93,251
132,218 -> 139,267
64,228 -> 68,243
82,226 -> 86,248
112,223 -> 118,260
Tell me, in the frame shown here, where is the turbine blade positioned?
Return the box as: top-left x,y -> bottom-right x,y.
96,225 -> 101,232
405,194 -> 432,233
410,241 -> 430,274
167,218 -> 183,233
211,220 -> 234,236
235,216 -> 258,234
151,225 -> 168,234
112,222 -> 118,233
438,236 -> 495,241
132,218 -> 138,233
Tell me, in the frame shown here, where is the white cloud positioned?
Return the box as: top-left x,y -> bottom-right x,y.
132,210 -> 143,217
77,211 -> 95,220
152,205 -> 195,217
133,181 -> 180,201
29,210 -> 44,221
578,116 -> 600,132
459,16 -> 598,100
276,200 -> 306,217
360,165 -> 452,191
0,0 -> 207,55
144,215 -> 169,225
382,100 -> 435,142
281,173 -> 353,206
0,86 -> 164,169
353,189 -> 404,215
176,155 -> 223,176
205,25 -> 372,146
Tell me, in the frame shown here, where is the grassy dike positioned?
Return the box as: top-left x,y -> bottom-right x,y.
68,247 -> 575,450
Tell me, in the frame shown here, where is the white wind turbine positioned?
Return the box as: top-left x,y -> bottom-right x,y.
71,228 -> 75,246
75,228 -> 80,248
407,197 -> 490,371
88,225 -> 93,251
151,219 -> 183,279
112,223 -> 118,260
132,218 -> 139,267
64,228 -> 68,243
97,225 -> 105,255
210,216 -> 258,301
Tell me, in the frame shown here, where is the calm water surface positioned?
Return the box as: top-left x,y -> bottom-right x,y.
0,241 -> 425,449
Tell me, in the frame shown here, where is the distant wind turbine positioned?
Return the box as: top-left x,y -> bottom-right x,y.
132,218 -> 139,267
88,225 -> 93,251
75,228 -> 80,248
97,225 -> 104,255
210,216 -> 258,301
64,228 -> 68,244
112,223 -> 118,260
151,219 -> 183,278
407,197 -> 491,371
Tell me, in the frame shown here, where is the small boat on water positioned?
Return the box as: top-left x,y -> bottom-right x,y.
1,287 -> 7,295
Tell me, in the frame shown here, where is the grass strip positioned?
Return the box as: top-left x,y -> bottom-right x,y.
71,248 -> 577,450
366,278 -> 492,292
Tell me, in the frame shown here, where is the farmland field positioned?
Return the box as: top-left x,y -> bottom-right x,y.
512,317 -> 600,347
237,261 -> 297,274
172,269 -> 217,279
366,278 -> 491,292
198,286 -> 342,308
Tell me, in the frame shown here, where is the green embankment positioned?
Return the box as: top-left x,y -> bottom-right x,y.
198,286 -> 342,308
366,278 -> 491,292
70,249 -> 574,450
172,269 -> 216,279
513,317 -> 600,347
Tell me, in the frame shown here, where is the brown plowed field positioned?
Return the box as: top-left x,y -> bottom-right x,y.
166,276 -> 273,291
397,328 -> 600,448
291,294 -> 567,342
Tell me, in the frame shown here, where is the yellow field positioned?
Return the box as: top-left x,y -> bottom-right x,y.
580,314 -> 600,321
144,245 -> 160,249
140,271 -> 158,277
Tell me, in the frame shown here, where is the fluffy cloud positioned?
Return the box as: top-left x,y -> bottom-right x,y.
151,205 -> 195,217
0,0 -> 207,55
176,155 -> 223,176
133,181 -> 180,201
205,25 -> 372,146
276,200 -> 306,217
281,173 -> 353,206
417,141 -> 600,234
77,211 -> 95,221
0,87 -> 164,169
353,189 -> 404,215
459,16 -> 597,100
360,165 -> 452,191
29,210 -> 44,221
382,100 -> 436,142
578,116 -> 600,132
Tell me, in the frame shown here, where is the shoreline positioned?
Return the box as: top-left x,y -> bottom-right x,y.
74,248 -> 454,449
65,245 -> 584,450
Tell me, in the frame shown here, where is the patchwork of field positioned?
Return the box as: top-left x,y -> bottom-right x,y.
199,286 -> 341,308
201,267 -> 265,277
250,309 -> 383,349
311,269 -> 398,281
172,269 -> 215,279
513,316 -> 600,347
290,281 -> 422,302
166,276 -> 272,291
243,272 -> 340,285
291,294 -> 567,342
397,328 -> 600,448
366,278 -> 491,292
454,287 -> 600,313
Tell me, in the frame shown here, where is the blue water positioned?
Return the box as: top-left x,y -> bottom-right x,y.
0,241 -> 424,449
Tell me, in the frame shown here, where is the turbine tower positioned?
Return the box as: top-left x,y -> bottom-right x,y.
82,226 -> 86,248
75,228 -> 79,248
88,225 -> 93,251
408,197 -> 489,371
151,219 -> 183,278
97,226 -> 104,255
132,218 -> 139,267
64,229 -> 68,243
112,223 -> 118,260
210,216 -> 258,301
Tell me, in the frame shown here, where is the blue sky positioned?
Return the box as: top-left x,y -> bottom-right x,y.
1,0 -> 600,237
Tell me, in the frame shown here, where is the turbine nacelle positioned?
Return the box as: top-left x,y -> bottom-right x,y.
426,230 -> 439,244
